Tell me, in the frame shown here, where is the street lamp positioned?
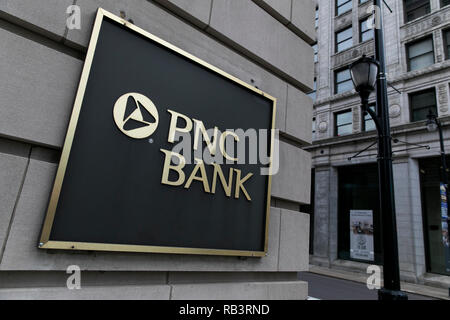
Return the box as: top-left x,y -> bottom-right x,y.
350,56 -> 380,132
350,55 -> 379,102
426,112 -> 439,133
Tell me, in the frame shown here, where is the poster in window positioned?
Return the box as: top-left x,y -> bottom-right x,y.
350,210 -> 374,261
440,183 -> 450,272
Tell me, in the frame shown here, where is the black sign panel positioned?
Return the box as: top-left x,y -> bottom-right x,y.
39,9 -> 276,256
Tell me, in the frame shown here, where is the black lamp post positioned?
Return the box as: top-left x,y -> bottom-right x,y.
349,0 -> 408,300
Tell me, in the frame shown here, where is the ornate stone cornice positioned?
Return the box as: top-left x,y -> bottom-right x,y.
332,40 -> 375,69
400,6 -> 450,42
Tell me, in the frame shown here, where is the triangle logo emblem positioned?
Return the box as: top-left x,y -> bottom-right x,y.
113,93 -> 159,139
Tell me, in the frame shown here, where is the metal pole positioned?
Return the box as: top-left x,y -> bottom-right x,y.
373,0 -> 407,300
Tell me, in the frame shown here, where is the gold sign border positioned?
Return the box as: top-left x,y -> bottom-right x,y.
39,8 -> 276,257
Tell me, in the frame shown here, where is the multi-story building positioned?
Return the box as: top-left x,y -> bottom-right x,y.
308,0 -> 450,285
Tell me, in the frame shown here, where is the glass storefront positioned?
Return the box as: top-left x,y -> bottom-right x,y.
338,163 -> 382,264
419,156 -> 450,276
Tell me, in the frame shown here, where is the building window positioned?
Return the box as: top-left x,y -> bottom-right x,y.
336,26 -> 353,52
360,18 -> 374,42
441,0 -> 450,8
404,0 -> 430,23
407,36 -> 434,71
444,29 -> 450,60
409,88 -> 437,122
312,43 -> 318,63
308,78 -> 317,101
335,109 -> 353,136
336,0 -> 352,16
363,104 -> 376,131
315,7 -> 319,28
335,68 -> 353,94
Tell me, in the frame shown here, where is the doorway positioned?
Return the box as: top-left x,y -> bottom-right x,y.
419,156 -> 450,276
338,163 -> 382,264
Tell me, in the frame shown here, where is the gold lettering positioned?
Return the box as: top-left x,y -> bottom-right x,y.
234,169 -> 253,201
160,149 -> 186,186
211,163 -> 233,197
184,158 -> 211,193
167,109 -> 193,143
219,131 -> 240,162
193,119 -> 218,155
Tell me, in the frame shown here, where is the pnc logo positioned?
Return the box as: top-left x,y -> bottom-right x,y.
113,92 -> 159,139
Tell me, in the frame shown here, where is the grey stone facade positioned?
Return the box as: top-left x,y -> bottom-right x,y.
0,1 -> 314,299
310,0 -> 450,284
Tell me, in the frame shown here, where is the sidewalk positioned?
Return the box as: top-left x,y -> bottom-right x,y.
309,264 -> 450,300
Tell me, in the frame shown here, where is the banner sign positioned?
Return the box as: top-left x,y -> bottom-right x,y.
350,210 -> 374,261
440,183 -> 450,272
39,9 -> 276,257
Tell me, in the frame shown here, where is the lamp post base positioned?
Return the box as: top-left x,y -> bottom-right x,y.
378,288 -> 408,300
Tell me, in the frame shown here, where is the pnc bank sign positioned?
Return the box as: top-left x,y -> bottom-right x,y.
39,9 -> 276,257
113,92 -> 260,201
